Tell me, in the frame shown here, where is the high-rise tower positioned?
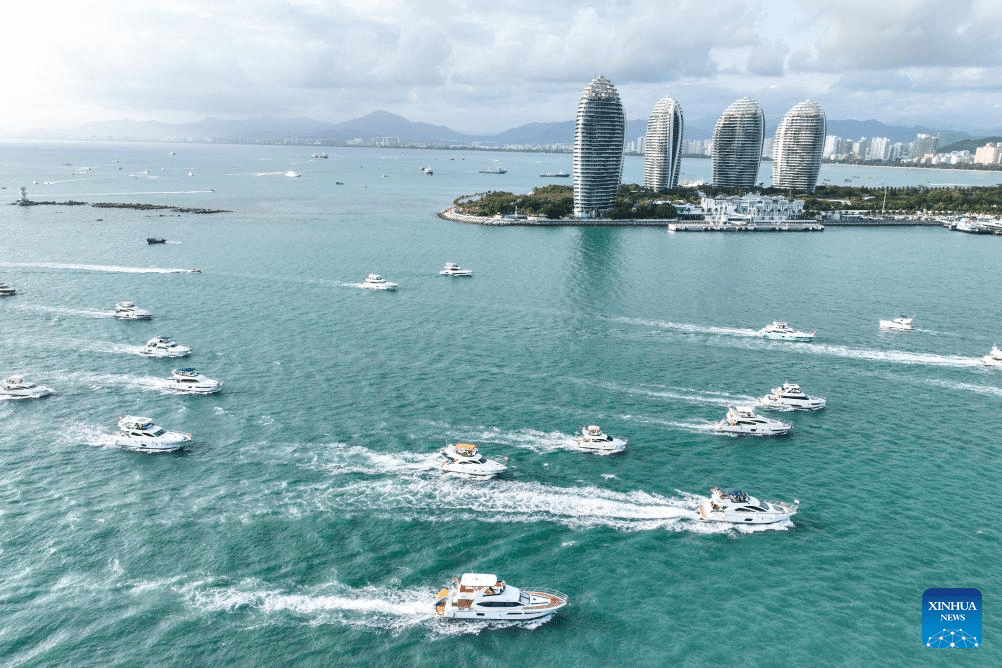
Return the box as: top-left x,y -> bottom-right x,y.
573,75 -> 625,218
711,97 -> 764,189
644,96 -> 684,191
772,100 -> 826,192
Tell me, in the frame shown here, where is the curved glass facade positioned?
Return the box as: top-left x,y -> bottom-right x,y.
573,75 -> 625,218
643,96 -> 684,191
711,97 -> 764,189
772,100 -> 826,192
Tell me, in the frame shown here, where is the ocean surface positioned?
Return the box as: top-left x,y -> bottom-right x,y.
1,140 -> 1000,666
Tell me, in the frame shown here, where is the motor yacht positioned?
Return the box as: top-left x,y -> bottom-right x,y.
0,282 -> 16,297
433,573 -> 568,621
139,336 -> 191,358
572,424 -> 627,454
715,406 -> 792,436
439,262 -> 473,277
982,344 -> 1002,367
114,301 -> 153,320
0,376 -> 53,399
113,416 -> 191,452
759,382 -> 826,411
757,321 -> 815,341
879,315 -> 914,331
360,273 -> 398,291
165,368 -> 222,394
697,486 -> 799,524
439,442 -> 508,477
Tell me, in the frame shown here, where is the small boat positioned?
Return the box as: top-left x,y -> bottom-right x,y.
479,166 -> 507,174
539,171 -> 570,178
433,573 -> 568,621
879,314 -> 914,331
421,166 -> 434,175
439,442 -> 508,478
0,376 -> 53,399
0,282 -> 16,297
146,237 -> 167,244
715,405 -> 792,437
285,170 -> 301,178
697,486 -> 799,524
360,273 -> 398,290
114,301 -> 153,320
113,416 -> 191,452
982,344 -> 1002,367
439,262 -> 473,277
759,382 -> 826,411
165,368 -> 222,394
572,424 -> 627,454
757,321 -> 815,341
139,336 -> 191,358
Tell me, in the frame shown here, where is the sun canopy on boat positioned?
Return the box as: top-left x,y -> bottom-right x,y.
460,573 -> 498,587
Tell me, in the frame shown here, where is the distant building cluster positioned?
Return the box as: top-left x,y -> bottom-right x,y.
822,132 -> 951,164
572,76 -> 831,216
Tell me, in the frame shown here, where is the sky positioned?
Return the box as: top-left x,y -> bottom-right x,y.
4,0 -> 1002,135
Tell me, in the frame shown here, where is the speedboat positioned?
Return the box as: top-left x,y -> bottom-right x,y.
113,416 -> 191,452
114,301 -> 152,320
0,282 -> 16,297
759,382 -> 826,411
165,368 -> 222,394
879,315 -> 914,331
983,344 -> 1002,367
285,170 -> 301,177
697,487 -> 799,524
139,336 -> 191,358
715,406 -> 792,436
0,376 -> 53,399
757,321 -> 815,341
433,573 -> 568,621
572,424 -> 627,454
439,262 -> 473,277
360,273 -> 398,290
439,442 -> 508,477
146,237 -> 166,244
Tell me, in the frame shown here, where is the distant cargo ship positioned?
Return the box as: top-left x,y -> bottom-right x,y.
479,166 -> 507,174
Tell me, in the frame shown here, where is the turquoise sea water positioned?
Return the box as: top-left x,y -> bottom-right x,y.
1,141 -> 1001,666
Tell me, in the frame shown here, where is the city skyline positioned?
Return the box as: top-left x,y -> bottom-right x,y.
3,2 -> 1001,138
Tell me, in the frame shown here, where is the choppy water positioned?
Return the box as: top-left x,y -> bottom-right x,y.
1,140 -> 1000,665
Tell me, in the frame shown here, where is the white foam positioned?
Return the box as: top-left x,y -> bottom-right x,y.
613,315 -> 759,337
314,444 -> 438,476
0,262 -> 199,274
920,377 -> 1002,399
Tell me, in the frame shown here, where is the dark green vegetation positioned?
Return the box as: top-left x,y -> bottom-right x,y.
937,136 -> 1002,154
455,182 -> 1002,218
12,200 -> 229,213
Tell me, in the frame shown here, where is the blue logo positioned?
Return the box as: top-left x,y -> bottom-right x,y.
923,588 -> 981,648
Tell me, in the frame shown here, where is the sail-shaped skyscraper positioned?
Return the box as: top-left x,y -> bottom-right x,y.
573,75 -> 625,218
711,97 -> 765,188
643,96 -> 684,191
772,100 -> 826,192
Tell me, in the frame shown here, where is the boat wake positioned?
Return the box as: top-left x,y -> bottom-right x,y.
805,343 -> 980,368
74,372 -> 176,394
451,426 -> 590,455
146,575 -> 551,636
920,377 -> 1002,399
619,415 -> 720,435
313,444 -> 439,476
613,316 -> 759,338
1,262 -> 200,274
12,305 -> 114,319
574,379 -> 756,407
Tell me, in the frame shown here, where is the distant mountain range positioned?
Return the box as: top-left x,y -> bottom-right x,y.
20,110 -> 995,147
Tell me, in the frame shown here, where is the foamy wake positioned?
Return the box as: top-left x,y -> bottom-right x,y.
805,343 -> 981,368
613,316 -> 759,338
0,262 -> 199,274
920,377 -> 1002,399
456,426 -> 595,455
15,305 -> 114,319
315,444 -> 439,476
575,379 -> 757,408
147,576 -> 553,636
74,372 -> 175,393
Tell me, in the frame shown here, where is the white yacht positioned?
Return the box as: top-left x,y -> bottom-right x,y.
879,315 -> 914,331
0,376 -> 53,399
715,406 -> 792,436
982,344 -> 1002,367
433,573 -> 568,621
139,336 -> 191,358
439,442 -> 508,477
572,425 -> 627,454
285,170 -> 301,178
759,382 -> 826,411
0,282 -> 16,297
165,368 -> 222,394
757,321 -> 815,341
439,262 -> 473,277
114,301 -> 153,320
360,273 -> 398,291
697,487 -> 799,524
113,416 -> 191,452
